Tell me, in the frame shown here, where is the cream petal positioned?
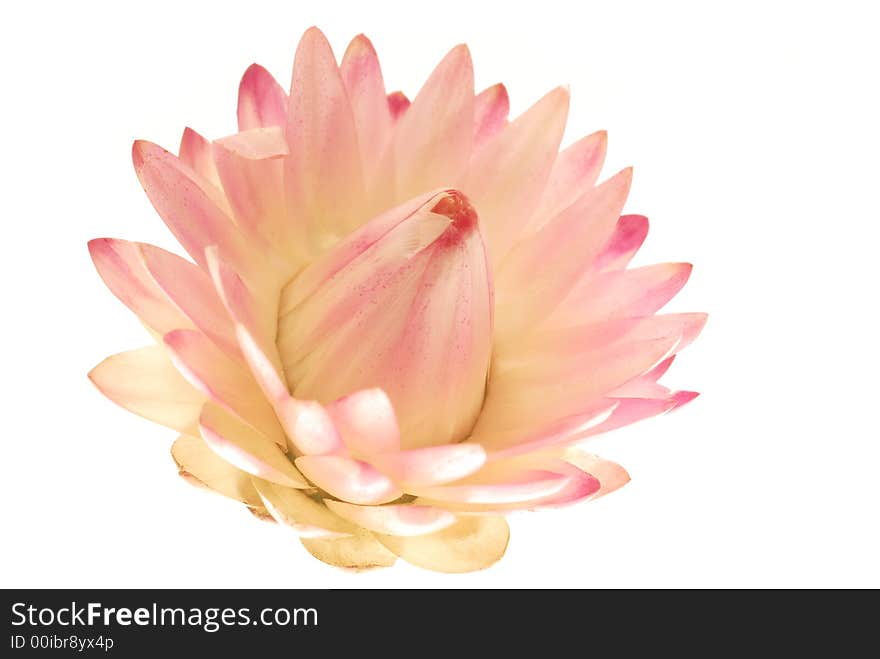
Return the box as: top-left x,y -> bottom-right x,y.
377,515 -> 509,573
465,87 -> 569,265
252,478 -> 355,537
199,405 -> 308,488
278,191 -> 493,449
89,345 -> 204,433
301,531 -> 397,570
171,434 -> 262,506
237,63 -> 288,130
324,501 -> 456,537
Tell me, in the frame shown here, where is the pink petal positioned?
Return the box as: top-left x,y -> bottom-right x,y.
548,262 -> 693,328
295,455 -> 402,505
237,63 -> 288,130
285,27 -> 366,249
393,44 -> 473,200
138,243 -> 240,358
531,130 -> 608,230
494,168 -> 633,342
88,238 -> 192,335
465,87 -> 569,264
277,191 -> 493,449
179,127 -> 222,190
473,83 -> 509,148
163,329 -> 285,446
326,389 -> 400,455
558,450 -> 631,499
669,390 -> 700,411
324,501 -> 456,537
593,214 -> 649,272
477,402 -> 618,457
132,140 -> 250,273
386,91 -> 410,120
340,35 -> 392,174
369,444 -> 487,488
475,330 -> 678,442
212,130 -> 292,254
199,405 -> 307,488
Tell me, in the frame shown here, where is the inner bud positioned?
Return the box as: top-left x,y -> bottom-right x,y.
276,191 -> 493,449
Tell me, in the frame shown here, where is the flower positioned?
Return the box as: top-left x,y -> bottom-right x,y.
88,27 -> 705,573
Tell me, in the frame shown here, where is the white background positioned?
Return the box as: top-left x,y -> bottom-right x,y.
1,0 -> 877,588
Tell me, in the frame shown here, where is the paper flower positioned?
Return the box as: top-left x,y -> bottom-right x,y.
89,27 -> 704,572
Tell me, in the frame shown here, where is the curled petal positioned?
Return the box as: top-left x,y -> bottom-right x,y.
278,190 -> 493,449
558,450 -> 631,499
295,455 -> 402,505
377,515 -> 509,573
212,130 -> 292,256
324,501 -> 456,537
326,389 -> 400,455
